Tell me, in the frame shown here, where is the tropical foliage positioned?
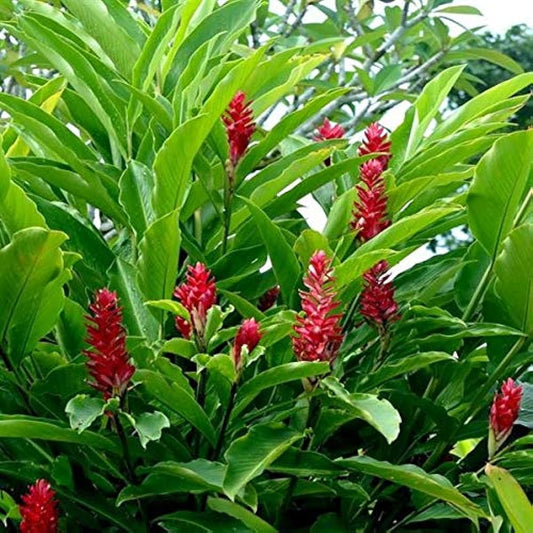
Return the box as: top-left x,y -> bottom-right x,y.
0,0 -> 531,531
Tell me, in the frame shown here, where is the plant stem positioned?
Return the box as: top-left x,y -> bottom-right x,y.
423,336 -> 527,471
114,414 -> 137,484
461,262 -> 493,322
222,165 -> 235,254
212,381 -> 238,460
276,395 -> 321,528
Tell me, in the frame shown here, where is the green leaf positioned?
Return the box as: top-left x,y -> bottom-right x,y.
232,362 -> 330,419
0,228 -> 68,364
486,464 -> 533,533
362,352 -> 454,389
133,411 -> 171,449
293,230 -> 332,268
65,394 -> 106,433
157,510 -> 251,532
467,131 -> 533,259
137,369 -> 216,446
340,456 -> 485,520
0,415 -> 117,451
137,210 -> 181,322
223,423 -> 301,500
145,299 -> 190,320
494,224 -> 533,335
240,197 -> 301,306
119,161 -> 155,238
321,377 -> 401,444
445,48 -> 523,75
207,497 -> 276,533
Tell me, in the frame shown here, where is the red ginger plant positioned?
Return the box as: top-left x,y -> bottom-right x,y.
313,118 -> 345,166
223,90 -> 256,168
358,122 -> 392,169
293,251 -> 344,364
174,262 -> 217,344
489,378 -> 523,454
258,285 -> 280,311
19,479 -> 59,533
84,289 -> 135,401
233,318 -> 262,372
359,261 -> 400,332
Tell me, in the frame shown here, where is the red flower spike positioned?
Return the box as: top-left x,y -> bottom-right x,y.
174,263 -> 217,340
313,118 -> 345,141
358,122 -> 392,169
223,91 -> 256,167
84,289 -> 135,401
351,159 -> 390,242
490,378 -> 523,442
292,251 -> 344,364
258,286 -> 280,311
19,479 -> 59,533
233,318 -> 262,371
360,261 -> 400,331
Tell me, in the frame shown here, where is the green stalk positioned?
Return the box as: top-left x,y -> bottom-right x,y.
461,262 -> 493,322
222,164 -> 235,254
212,381 -> 238,461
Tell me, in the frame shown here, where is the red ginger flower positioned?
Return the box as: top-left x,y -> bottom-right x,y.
490,378 -> 523,441
352,159 -> 390,242
84,289 -> 135,400
174,262 -> 216,340
223,91 -> 255,167
233,318 -> 262,371
314,118 -> 345,141
19,479 -> 59,533
258,286 -> 280,311
358,122 -> 392,169
360,261 -> 400,332
293,251 -> 344,364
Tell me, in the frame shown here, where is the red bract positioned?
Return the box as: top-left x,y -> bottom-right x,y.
293,251 -> 344,364
19,479 -> 59,533
358,122 -> 392,168
351,159 -> 390,242
490,378 -> 523,441
174,263 -> 216,340
313,118 -> 345,141
360,261 -> 400,332
258,286 -> 280,311
84,289 -> 135,400
222,91 -> 255,167
233,318 -> 262,371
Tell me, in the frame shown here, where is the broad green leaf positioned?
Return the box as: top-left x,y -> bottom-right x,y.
269,448 -> 347,477
223,423 -> 301,500
207,497 -> 276,533
293,230 -> 332,267
137,369 -> 216,446
321,377 -> 401,444
445,48 -> 523,75
61,0 -> 142,77
240,197 -> 301,306
232,362 -> 330,419
145,299 -> 190,320
137,210 -> 181,323
467,131 -> 533,259
156,510 -> 251,532
486,464 -> 533,533
339,456 -> 485,520
133,411 -> 171,449
428,73 -> 533,142
494,224 -> 533,335
362,352 -> 454,389
118,459 -> 225,504
324,188 -> 357,240
0,228 -> 67,364
0,415 -> 117,451
119,161 -> 155,237
65,395 -> 106,433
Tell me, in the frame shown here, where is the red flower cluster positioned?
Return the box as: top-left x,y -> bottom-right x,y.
359,261 -> 400,332
19,479 -> 59,533
490,378 -> 523,442
174,263 -> 217,341
293,251 -> 344,364
84,289 -> 135,400
358,122 -> 392,168
258,286 -> 280,311
313,118 -> 345,141
233,318 -> 262,371
223,91 -> 256,167
351,159 -> 390,241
